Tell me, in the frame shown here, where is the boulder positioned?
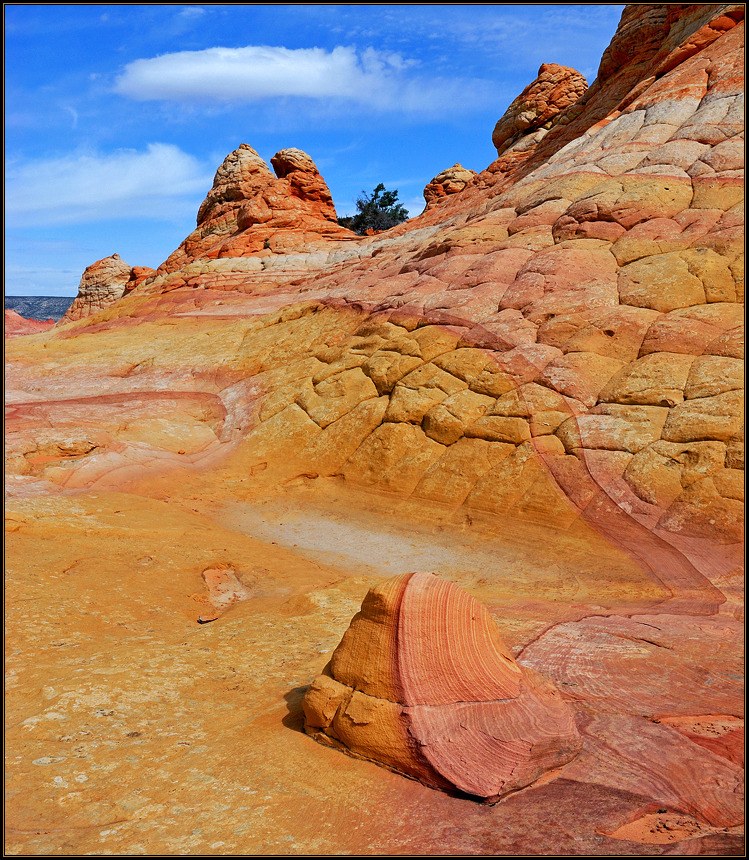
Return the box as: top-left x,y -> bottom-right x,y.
62,254 -> 136,322
491,63 -> 588,157
303,572 -> 582,802
423,164 -> 477,208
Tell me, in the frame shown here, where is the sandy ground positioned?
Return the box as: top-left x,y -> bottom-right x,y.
5,469 -> 744,855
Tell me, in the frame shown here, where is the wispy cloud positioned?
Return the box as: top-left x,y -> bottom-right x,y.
177,6 -> 206,19
439,5 -> 625,71
5,143 -> 212,226
114,44 -> 492,113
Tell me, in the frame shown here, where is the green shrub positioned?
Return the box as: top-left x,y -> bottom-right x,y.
337,183 -> 409,235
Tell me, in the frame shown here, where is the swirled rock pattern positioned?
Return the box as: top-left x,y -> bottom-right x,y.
303,572 -> 581,801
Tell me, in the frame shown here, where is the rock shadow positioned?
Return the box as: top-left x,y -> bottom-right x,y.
282,685 -> 308,733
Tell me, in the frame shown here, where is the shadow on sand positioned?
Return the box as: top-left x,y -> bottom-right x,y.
282,685 -> 309,732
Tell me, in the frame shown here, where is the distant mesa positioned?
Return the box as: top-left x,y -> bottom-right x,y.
62,254 -> 156,323
303,572 -> 581,802
423,164 -> 478,209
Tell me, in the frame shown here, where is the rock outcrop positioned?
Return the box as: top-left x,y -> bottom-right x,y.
423,164 -> 478,209
62,255 -> 156,323
19,4 -> 745,552
491,63 -> 588,159
4,6 -> 745,853
303,572 -> 581,802
4,309 -> 55,338
157,144 -> 355,281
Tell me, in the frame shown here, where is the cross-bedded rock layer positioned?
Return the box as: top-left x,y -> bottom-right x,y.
303,572 -> 581,801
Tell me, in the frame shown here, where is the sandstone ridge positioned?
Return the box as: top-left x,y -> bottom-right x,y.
4,309 -> 55,339
23,3 -> 746,561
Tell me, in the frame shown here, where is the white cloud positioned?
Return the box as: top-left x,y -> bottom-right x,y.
178,6 -> 206,18
5,144 -> 212,226
114,44 -> 491,112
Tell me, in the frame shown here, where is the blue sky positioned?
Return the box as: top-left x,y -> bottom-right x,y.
5,4 -> 624,296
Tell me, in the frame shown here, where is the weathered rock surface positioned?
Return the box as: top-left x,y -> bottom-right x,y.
62,255 -> 155,322
4,308 -> 55,338
303,572 -> 581,801
492,62 -> 588,159
155,144 -> 356,288
423,164 -> 478,208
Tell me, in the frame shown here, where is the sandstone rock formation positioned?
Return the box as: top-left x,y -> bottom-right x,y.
154,144 -> 355,289
4,309 -> 55,338
62,255 -> 156,322
303,572 -> 581,801
423,164 -> 478,208
4,4 -> 745,855
492,63 -> 588,158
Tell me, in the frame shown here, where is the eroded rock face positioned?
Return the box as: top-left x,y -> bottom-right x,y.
423,164 -> 478,208
491,63 -> 588,158
14,5 -> 744,554
157,144 -> 354,280
303,572 -> 581,802
4,5 -> 746,852
269,148 -> 339,221
61,255 -> 154,323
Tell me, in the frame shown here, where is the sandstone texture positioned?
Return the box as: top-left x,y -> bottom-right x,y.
154,144 -> 356,291
4,4 -> 745,856
4,308 -> 55,338
492,62 -> 588,160
62,254 -> 156,322
423,164 -> 478,208
304,572 -> 581,801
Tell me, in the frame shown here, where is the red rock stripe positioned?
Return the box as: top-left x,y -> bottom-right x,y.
397,571 -> 522,706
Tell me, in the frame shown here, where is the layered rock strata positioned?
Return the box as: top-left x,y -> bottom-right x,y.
303,572 -> 582,802
62,255 -> 155,322
423,164 -> 478,208
4,309 -> 55,339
